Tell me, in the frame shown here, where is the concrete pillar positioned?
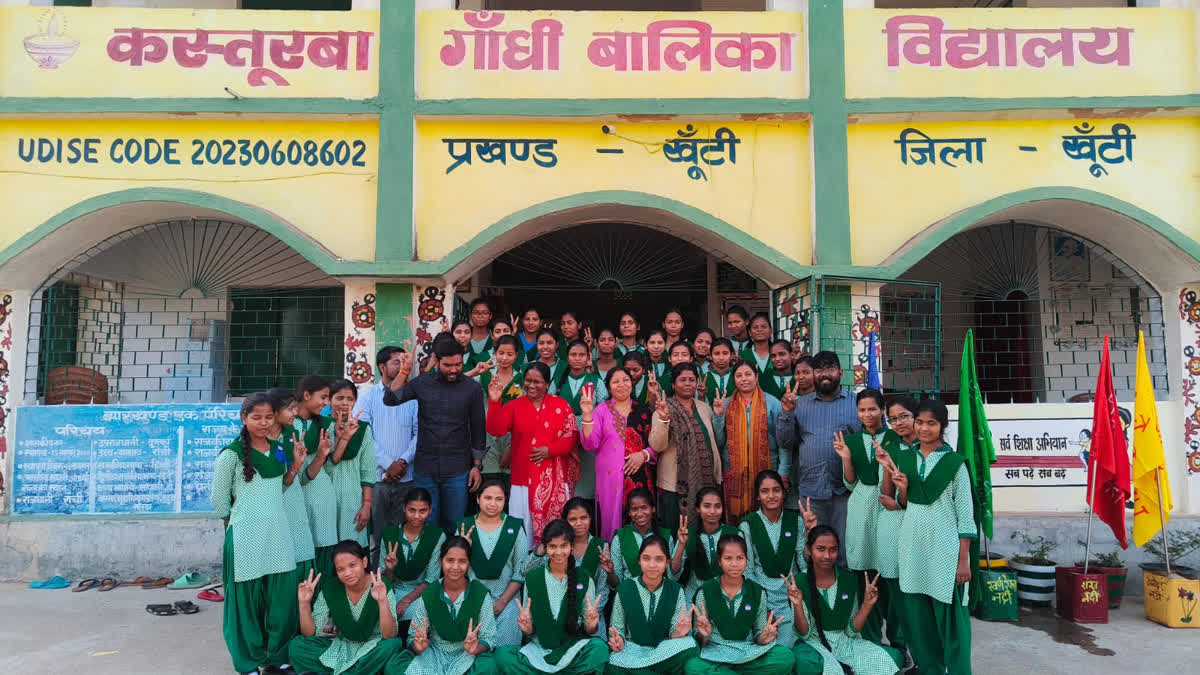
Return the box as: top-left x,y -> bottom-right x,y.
342,280 -> 378,390
1173,284 -> 1200,513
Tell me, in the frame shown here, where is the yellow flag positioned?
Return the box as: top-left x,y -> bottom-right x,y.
1133,330 -> 1173,546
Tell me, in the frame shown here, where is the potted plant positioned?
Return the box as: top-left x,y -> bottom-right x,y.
1075,541 -> 1129,610
975,549 -> 1018,622
1141,528 -> 1200,628
1008,532 -> 1058,607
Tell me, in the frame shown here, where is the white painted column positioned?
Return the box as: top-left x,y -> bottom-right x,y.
343,280 -> 378,390
1173,284 -> 1200,513
2,289 -> 30,515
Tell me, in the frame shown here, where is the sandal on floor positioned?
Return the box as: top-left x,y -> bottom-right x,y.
99,578 -> 121,592
72,578 -> 100,593
29,576 -> 71,590
197,586 -> 224,602
173,600 -> 200,614
166,572 -> 209,590
146,604 -> 176,616
141,577 -> 171,589
123,576 -> 152,588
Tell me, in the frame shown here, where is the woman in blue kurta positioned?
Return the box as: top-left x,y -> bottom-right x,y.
607,535 -> 700,674
684,533 -> 796,675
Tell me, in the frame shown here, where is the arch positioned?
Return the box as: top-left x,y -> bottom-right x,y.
0,188 -> 350,290
881,187 -> 1200,289
432,190 -> 810,288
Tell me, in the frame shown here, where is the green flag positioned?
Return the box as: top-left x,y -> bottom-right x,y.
958,329 -> 996,608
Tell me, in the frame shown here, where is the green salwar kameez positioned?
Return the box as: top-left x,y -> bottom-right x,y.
796,571 -> 901,675
843,430 -> 900,648
493,567 -> 608,674
212,447 -> 299,673
607,578 -> 699,674
403,580 -> 500,675
896,445 -> 976,675
383,525 -> 445,620
610,525 -> 681,583
287,587 -> 407,674
870,435 -> 913,652
737,510 -> 805,648
682,578 -> 796,675
328,422 -> 378,548
297,415 -> 339,582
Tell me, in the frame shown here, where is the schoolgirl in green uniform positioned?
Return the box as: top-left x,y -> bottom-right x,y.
895,399 -> 975,675
295,375 -> 338,582
693,329 -> 716,375
327,380 -> 376,549
521,498 -> 612,635
724,306 -> 751,354
703,339 -> 736,404
738,314 -> 773,375
759,339 -> 795,401
646,330 -> 670,386
685,534 -> 797,675
381,488 -> 445,623
474,336 -> 522,500
792,356 -> 816,398
832,389 -> 905,650
405,536 -> 499,674
607,534 -> 699,674
266,388 -> 316,581
593,328 -> 621,381
662,308 -> 686,350
211,393 -> 300,674
658,341 -> 695,399
623,351 -> 656,407
495,519 -> 608,674
556,311 -> 585,363
456,479 -> 529,649
607,487 -> 685,585
517,306 -> 543,362
288,541 -> 407,675
465,298 -> 495,371
737,470 -> 817,653
557,340 -> 609,504
680,487 -> 740,601
617,311 -> 646,359
532,328 -> 567,385
789,526 -> 902,675
451,319 -> 472,358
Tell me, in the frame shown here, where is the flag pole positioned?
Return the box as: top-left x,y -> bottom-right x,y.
1083,451 -> 1097,576
1156,467 -> 1172,576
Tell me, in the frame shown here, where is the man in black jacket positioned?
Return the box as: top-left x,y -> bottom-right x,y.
384,337 -> 485,534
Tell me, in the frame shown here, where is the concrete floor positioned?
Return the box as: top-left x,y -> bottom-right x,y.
0,582 -> 1196,674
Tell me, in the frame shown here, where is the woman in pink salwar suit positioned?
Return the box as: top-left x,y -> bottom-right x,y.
579,366 -> 656,541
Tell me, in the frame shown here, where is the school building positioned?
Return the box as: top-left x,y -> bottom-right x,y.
0,0 -> 1198,581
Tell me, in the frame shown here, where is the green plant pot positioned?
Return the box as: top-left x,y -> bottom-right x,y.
1010,559 -> 1056,607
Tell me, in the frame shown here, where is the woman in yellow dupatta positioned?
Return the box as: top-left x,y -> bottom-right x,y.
722,360 -> 790,522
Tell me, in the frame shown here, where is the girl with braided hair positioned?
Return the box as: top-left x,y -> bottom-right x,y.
210,392 -> 300,674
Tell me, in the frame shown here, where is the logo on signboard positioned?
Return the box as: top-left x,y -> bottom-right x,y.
24,11 -> 79,69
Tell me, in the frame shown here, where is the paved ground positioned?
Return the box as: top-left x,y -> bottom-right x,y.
0,582 -> 1196,673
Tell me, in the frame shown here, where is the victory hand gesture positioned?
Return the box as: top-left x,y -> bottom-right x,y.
798,497 -> 818,531
383,541 -> 399,574
317,429 -> 332,458
676,513 -> 690,549
671,604 -> 692,638
832,431 -> 851,461
584,327 -> 594,348
780,379 -> 799,412
599,543 -> 614,575
462,618 -> 482,654
711,390 -> 727,417
297,569 -> 321,604
344,410 -> 362,438
758,610 -> 783,645
517,597 -> 534,635
783,572 -> 804,609
457,522 -> 476,540
871,438 -> 894,470
693,603 -> 712,640
584,593 -> 601,633
291,431 -> 305,467
862,572 -> 881,607
410,617 -> 430,653
369,570 -> 389,603
655,391 -> 670,420
890,468 -> 908,491
579,386 -> 595,417
608,626 -> 625,653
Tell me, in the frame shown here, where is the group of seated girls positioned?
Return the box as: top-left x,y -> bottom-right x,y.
288,471 -> 904,675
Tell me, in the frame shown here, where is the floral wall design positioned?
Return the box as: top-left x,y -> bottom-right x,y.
343,283 -> 377,389
413,285 -> 448,366
0,293 -> 11,494
851,286 -> 883,391
1178,288 -> 1200,475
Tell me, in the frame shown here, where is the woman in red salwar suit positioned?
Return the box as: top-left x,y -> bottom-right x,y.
485,361 -> 579,548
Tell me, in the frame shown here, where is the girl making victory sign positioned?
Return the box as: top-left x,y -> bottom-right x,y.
404,536 -> 499,674
607,535 -> 700,675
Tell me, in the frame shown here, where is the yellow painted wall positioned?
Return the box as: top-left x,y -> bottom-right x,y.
417,10 -> 805,100
848,118 -> 1200,267
845,9 -> 1197,99
413,119 -> 811,264
1,7 -> 379,99
0,119 -> 379,262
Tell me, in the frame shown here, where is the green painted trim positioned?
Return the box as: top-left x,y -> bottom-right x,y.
0,98 -> 382,114
420,190 -> 810,280
375,283 -> 415,349
415,98 -> 811,116
0,188 -> 353,274
859,187 -> 1200,278
848,95 -> 1200,115
0,513 -> 221,522
374,3 -> 416,262
808,0 -> 852,266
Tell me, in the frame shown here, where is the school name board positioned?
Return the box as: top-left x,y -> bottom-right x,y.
414,119 -> 812,265
0,7 -> 379,99
417,10 -> 805,100
11,404 -> 241,515
944,415 -> 1113,488
845,9 -> 1196,99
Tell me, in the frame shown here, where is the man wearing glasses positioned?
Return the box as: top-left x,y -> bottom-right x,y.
778,350 -> 861,567
353,345 -> 419,563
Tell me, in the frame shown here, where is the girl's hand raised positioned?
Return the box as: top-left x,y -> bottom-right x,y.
463,617 -> 482,654
583,593 -> 601,633
369,570 -> 388,603
671,604 -> 692,638
832,431 -> 851,461
758,610 -> 783,645
383,541 -> 399,574
862,572 -> 881,607
599,543 -> 614,575
317,429 -> 332,459
711,390 -> 727,417
517,597 -> 533,635
798,497 -> 818,531
693,604 -> 712,640
410,617 -> 430,653
297,569 -> 321,604
608,626 -> 625,653
783,572 -> 803,609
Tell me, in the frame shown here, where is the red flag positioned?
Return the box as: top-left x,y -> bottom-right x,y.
1088,336 -> 1131,548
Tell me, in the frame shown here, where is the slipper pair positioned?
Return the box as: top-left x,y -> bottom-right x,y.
167,572 -> 209,590
30,576 -> 70,590
146,601 -> 199,616
141,577 -> 172,589
198,585 -> 224,602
